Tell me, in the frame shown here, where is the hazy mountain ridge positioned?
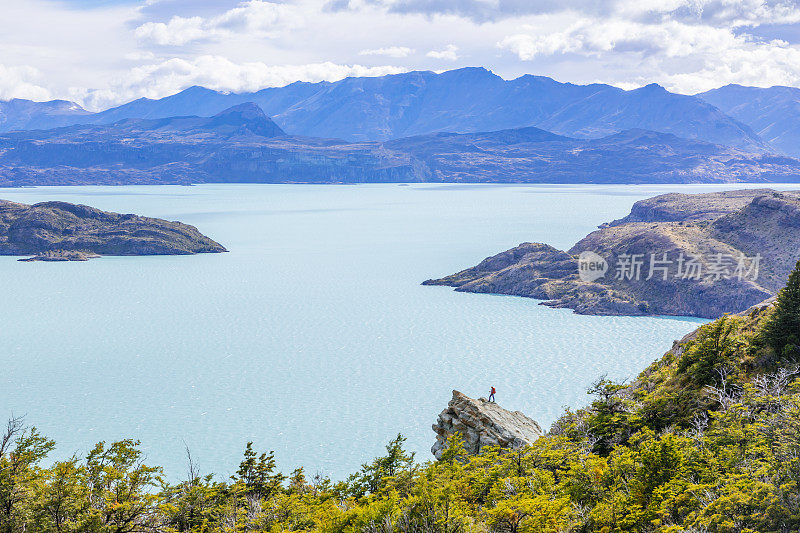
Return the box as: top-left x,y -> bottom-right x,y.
698,84 -> 800,157
1,104 -> 798,186
0,68 -> 767,151
0,98 -> 91,132
5,103 -> 287,142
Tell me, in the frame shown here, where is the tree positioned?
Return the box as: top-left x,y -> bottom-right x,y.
31,458 -> 89,533
761,259 -> 800,358
83,440 -> 163,533
438,433 -> 468,465
160,446 -> 224,533
232,443 -> 285,499
585,377 -> 630,455
677,315 -> 742,386
287,467 -> 308,495
0,416 -> 55,533
347,434 -> 416,497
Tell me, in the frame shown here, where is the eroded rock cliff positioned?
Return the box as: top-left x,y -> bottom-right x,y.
431,390 -> 543,459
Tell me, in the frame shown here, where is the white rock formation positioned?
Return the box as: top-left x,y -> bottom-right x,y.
431,390 -> 543,459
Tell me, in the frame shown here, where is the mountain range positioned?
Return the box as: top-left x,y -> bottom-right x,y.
0,68 -> 769,151
4,68 -> 800,185
1,102 -> 798,186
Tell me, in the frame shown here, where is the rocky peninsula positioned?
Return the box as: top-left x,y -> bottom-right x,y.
431,390 -> 543,459
425,189 -> 800,318
0,199 -> 227,261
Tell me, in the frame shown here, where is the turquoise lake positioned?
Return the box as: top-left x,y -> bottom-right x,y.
3,183 -> 793,481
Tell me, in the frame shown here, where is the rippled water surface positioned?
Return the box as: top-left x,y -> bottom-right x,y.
5,183 -> 789,480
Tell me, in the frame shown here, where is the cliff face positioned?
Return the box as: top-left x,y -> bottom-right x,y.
431,390 -> 543,459
0,199 -> 227,260
425,189 -> 800,318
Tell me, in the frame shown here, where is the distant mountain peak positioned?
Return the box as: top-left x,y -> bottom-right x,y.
633,83 -> 668,94
181,85 -> 222,96
436,66 -> 501,82
209,103 -> 285,137
213,102 -> 267,119
448,66 -> 494,75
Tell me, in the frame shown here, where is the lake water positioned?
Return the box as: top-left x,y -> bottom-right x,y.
2,183 -> 792,481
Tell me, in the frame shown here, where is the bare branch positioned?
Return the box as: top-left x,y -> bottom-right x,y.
0,415 -> 26,456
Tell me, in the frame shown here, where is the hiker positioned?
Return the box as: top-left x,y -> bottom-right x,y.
489,386 -> 496,402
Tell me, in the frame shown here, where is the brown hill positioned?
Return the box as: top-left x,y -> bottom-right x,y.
424,189 -> 800,318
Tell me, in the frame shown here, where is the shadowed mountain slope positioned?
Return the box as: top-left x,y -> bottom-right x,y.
698,84 -> 800,157
1,105 -> 797,186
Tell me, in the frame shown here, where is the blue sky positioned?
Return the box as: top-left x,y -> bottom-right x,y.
3,0 -> 800,110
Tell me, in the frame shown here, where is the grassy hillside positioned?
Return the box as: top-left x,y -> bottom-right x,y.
2,262 -> 800,532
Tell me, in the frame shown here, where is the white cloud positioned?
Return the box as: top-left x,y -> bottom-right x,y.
0,64 -> 52,101
374,0 -> 800,27
657,0 -> 800,28
136,16 -> 206,46
358,46 -> 414,57
73,56 -> 408,110
4,0 -> 800,109
135,0 -> 303,46
497,17 -> 800,93
498,27 -> 584,60
124,51 -> 157,62
426,44 -> 459,60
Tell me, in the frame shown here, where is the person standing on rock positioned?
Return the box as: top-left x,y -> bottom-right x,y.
489,386 -> 496,402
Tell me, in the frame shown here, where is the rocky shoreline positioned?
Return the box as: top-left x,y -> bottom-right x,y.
425,189 -> 800,318
18,250 -> 102,262
0,199 -> 227,261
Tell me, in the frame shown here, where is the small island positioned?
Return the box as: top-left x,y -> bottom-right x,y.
0,199 -> 227,261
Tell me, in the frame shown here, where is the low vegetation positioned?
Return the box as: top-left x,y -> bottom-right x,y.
3,262 -> 800,533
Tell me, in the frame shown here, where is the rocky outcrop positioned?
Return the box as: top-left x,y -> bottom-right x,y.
606,189 -> 780,226
425,189 -> 800,318
431,390 -> 543,459
0,199 -> 227,261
